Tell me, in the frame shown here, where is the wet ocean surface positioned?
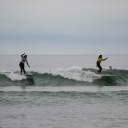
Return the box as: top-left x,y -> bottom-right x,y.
0,55 -> 128,128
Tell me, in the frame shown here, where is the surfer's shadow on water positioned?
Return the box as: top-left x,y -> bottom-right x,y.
20,77 -> 35,89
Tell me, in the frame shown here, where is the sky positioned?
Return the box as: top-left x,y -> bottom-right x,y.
0,0 -> 128,54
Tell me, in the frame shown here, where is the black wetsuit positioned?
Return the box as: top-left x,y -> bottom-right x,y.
19,62 -> 26,74
97,62 -> 102,74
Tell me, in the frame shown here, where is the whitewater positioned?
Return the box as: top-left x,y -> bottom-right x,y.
0,55 -> 128,128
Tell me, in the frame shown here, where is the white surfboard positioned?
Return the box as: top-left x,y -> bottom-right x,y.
99,74 -> 116,76
24,74 -> 34,77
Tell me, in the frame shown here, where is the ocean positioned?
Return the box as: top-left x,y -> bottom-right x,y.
0,55 -> 128,128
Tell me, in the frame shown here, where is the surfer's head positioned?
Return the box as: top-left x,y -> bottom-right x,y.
109,66 -> 112,70
98,55 -> 102,58
24,55 -> 27,59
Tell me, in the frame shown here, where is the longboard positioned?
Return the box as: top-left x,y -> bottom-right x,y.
24,74 -> 34,77
98,74 -> 116,76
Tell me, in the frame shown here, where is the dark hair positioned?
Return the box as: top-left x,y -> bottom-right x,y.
98,55 -> 102,58
24,55 -> 27,58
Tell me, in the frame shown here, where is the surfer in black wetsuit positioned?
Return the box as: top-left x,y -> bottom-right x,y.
96,55 -> 108,74
19,53 -> 30,74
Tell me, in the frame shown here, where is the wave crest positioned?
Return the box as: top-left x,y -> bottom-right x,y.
41,66 -> 100,82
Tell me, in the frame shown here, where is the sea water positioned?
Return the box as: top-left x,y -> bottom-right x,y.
0,55 -> 128,128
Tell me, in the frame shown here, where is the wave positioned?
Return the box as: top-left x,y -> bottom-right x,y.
0,66 -> 128,87
39,66 -> 100,82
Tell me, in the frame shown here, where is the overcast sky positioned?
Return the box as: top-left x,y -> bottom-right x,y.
0,0 -> 128,54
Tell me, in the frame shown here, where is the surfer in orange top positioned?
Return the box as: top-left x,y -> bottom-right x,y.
96,55 -> 108,74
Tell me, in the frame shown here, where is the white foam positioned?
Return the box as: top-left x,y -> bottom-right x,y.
39,66 -> 100,82
0,86 -> 23,92
0,72 -> 26,81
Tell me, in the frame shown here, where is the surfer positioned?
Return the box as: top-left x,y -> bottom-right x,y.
109,66 -> 112,70
96,55 -> 108,74
19,53 -> 30,74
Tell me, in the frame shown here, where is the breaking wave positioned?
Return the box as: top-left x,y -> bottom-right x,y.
0,66 -> 128,87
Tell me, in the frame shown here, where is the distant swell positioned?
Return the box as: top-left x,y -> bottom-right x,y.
0,86 -> 128,93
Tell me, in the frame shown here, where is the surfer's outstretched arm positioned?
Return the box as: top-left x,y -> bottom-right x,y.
26,62 -> 30,68
103,57 -> 108,61
26,60 -> 30,68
